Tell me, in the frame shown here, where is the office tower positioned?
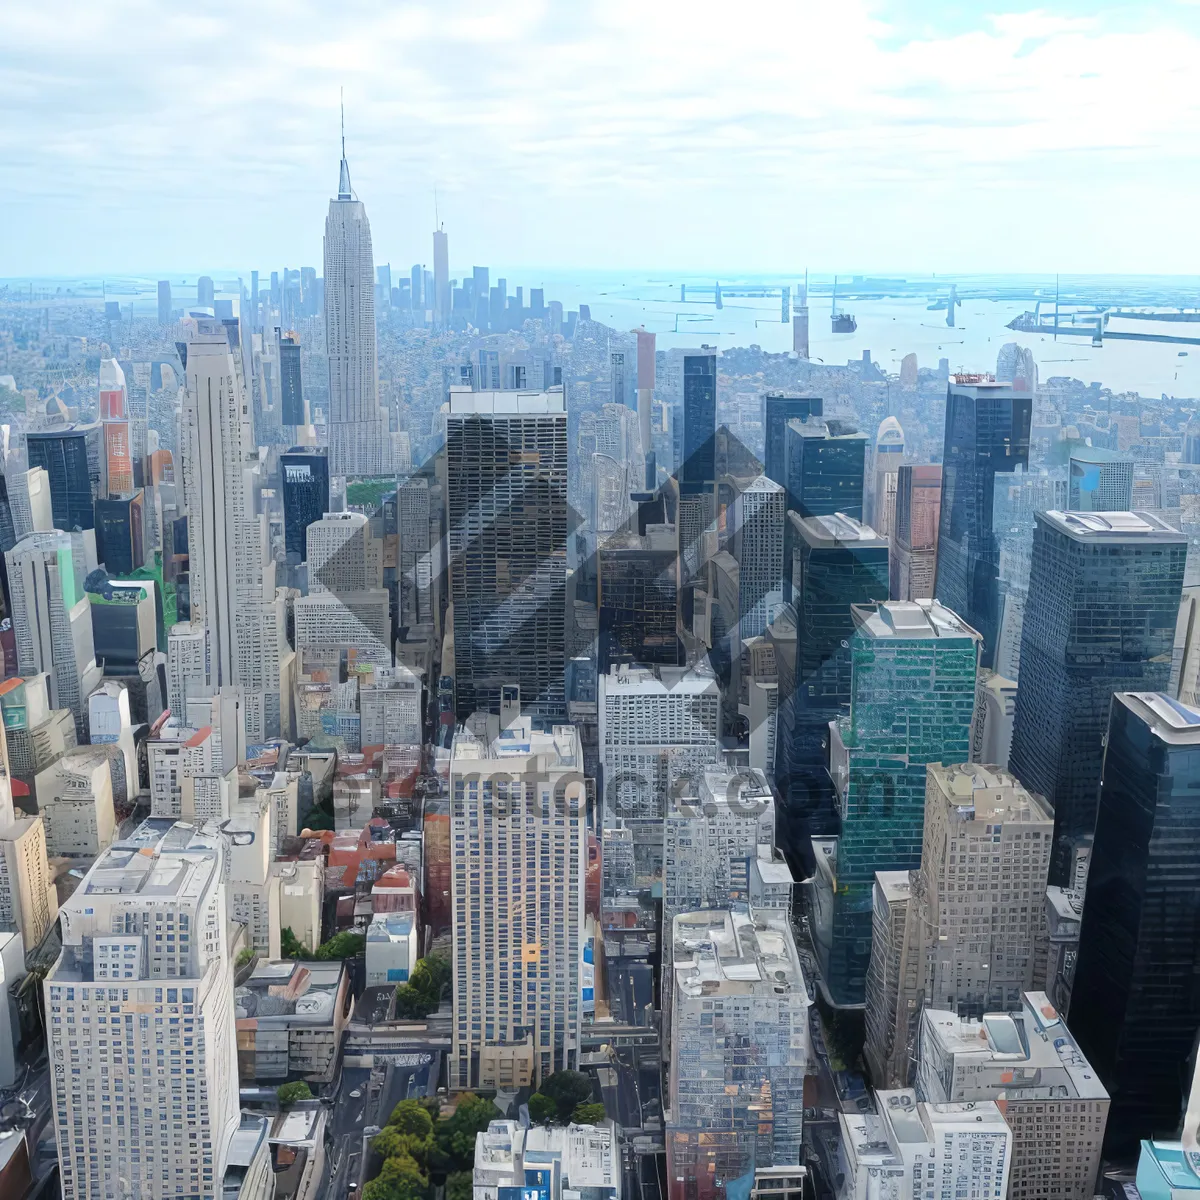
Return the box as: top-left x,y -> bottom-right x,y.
969,669 -> 1017,769
1009,511 -> 1185,883
916,996 -> 1108,1200
6,532 -> 102,736
323,139 -> 389,477
1068,692 -> 1200,1156
863,870 -> 913,1088
0,810 -> 57,948
6,466 -> 53,541
867,416 -> 904,541
840,1089 -> 1011,1200
278,330 -> 304,427
891,464 -> 942,602
777,513 -> 888,835
449,704 -> 585,1090
666,909 -> 809,1200
179,319 -> 288,740
865,764 -> 1053,1087
157,279 -> 172,324
98,356 -> 125,419
446,387 -> 568,719
762,394 -> 823,489
359,665 -> 422,746
94,490 -> 145,575
934,377 -> 1032,668
598,524 -> 679,671
472,266 -> 489,328
396,476 -> 432,628
598,662 -> 719,827
196,274 -> 215,309
680,351 -> 716,491
782,415 -> 866,523
293,588 -> 390,670
432,227 -> 450,327
609,349 -> 628,410
729,475 -> 785,639
1069,448 -> 1134,511
792,307 -> 809,358
279,450 -> 329,562
813,600 -> 979,1007
27,427 -> 96,531
46,819 -> 242,1200
37,747 -> 118,857
663,767 -> 778,934
305,511 -> 380,593
635,329 -> 656,488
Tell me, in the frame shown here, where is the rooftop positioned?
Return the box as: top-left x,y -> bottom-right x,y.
672,907 -> 808,1001
791,511 -> 887,549
451,712 -> 581,770
234,958 -> 347,1027
876,870 -> 912,905
599,662 -> 717,697
851,599 -> 981,642
1120,692 -> 1200,744
1040,509 -> 1184,542
446,386 -> 565,416
928,762 -> 1052,826
80,818 -> 222,900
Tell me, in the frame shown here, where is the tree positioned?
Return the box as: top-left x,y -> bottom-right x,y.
435,1093 -> 497,1172
394,954 -> 451,1019
528,1093 -> 557,1125
446,1171 -> 473,1200
314,931 -> 365,960
571,1102 -> 607,1126
537,1070 -> 594,1123
362,1154 -> 428,1200
276,1081 -> 313,1106
280,926 -> 307,959
387,1100 -> 434,1139
235,948 -> 255,968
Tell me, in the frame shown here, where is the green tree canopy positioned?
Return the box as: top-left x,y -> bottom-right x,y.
276,1081 -> 313,1106
280,927 -> 307,959
314,931 -> 365,960
446,1171 -> 473,1200
434,1093 -> 497,1172
394,954 -> 452,1019
538,1070 -> 594,1123
362,1153 -> 428,1200
571,1102 -> 607,1125
528,1093 -> 557,1125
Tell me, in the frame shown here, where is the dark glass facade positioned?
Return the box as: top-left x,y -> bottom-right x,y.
27,428 -> 95,531
1009,511 -> 1186,884
280,450 -> 330,561
934,381 -> 1032,669
1068,692 -> 1200,1158
279,332 -> 304,425
782,418 -> 866,523
680,353 -> 716,491
776,513 -> 889,837
95,491 -> 145,576
598,544 -> 680,672
763,394 -> 823,488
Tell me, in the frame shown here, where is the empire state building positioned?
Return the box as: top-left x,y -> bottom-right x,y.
323,139 -> 389,477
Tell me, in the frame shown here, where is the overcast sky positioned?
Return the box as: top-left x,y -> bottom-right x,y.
4,0 -> 1200,278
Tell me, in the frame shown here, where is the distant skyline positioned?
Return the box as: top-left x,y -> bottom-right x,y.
5,0 -> 1200,277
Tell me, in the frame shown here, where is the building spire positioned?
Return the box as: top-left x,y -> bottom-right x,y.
338,87 -> 352,200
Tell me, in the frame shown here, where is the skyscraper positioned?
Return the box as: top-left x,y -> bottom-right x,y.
679,351 -> 716,492
762,394 -> 823,489
196,275 -> 215,310
323,136 -> 389,477
45,819 -> 242,1199
95,490 -> 145,575
157,279 -> 172,325
815,600 -> 980,1007
729,475 -> 785,640
867,415 -> 904,541
890,464 -> 942,602
278,330 -> 304,427
280,450 -> 329,562
933,377 -> 1032,668
777,512 -> 889,835
27,427 -> 96,531
1068,448 -> 1135,512
635,329 -> 656,489
782,415 -> 867,522
1068,692 -> 1200,1157
598,526 -> 680,672
433,227 -> 450,328
5,531 -> 102,736
449,704 -> 585,1089
446,387 -> 567,719
1008,511 -> 1186,883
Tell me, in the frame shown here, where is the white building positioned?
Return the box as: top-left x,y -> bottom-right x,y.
324,143 -> 390,477
88,679 -> 139,804
271,858 -> 323,954
6,531 -> 102,737
917,995 -> 1109,1200
306,510 -> 381,594
666,908 -> 810,1196
473,1120 -> 620,1200
365,911 -> 419,986
970,670 -> 1018,770
359,665 -> 423,746
6,466 -> 53,540
397,476 -> 434,627
37,747 -> 117,857
46,819 -> 242,1200
449,698 -> 586,1089
729,475 -> 785,639
867,415 -> 905,541
837,1089 -> 1012,1200
148,720 -> 216,818
293,588 -> 390,668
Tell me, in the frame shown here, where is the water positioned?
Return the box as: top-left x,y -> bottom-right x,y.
6,269 -> 1200,398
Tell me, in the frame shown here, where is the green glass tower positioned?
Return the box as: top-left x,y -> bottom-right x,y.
809,600 -> 980,1008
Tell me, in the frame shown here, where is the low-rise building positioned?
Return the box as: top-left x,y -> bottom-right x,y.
234,959 -> 352,1083
365,911 -> 418,986
473,1120 -> 620,1200
269,1102 -> 327,1200
36,747 -> 117,857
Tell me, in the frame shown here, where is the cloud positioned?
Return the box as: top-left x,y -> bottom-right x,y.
2,0 -> 1200,274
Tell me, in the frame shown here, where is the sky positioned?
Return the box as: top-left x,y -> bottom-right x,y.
4,0 -> 1200,278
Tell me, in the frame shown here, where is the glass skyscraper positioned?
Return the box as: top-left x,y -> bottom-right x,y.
763,393 -> 823,488
810,599 -> 979,1007
280,449 -> 330,562
27,426 -> 96,532
782,416 -> 866,522
1008,510 -> 1186,884
680,352 -> 716,492
1068,691 -> 1200,1158
934,378 -> 1032,669
777,512 -> 889,839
